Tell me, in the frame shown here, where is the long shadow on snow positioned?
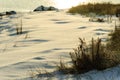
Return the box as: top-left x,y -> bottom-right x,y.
40,48 -> 71,54
9,31 -> 29,36
95,32 -> 105,35
13,61 -> 55,70
77,26 -> 87,29
20,39 -> 50,43
94,28 -> 112,32
55,21 -> 71,24
50,19 -> 61,21
0,21 -> 10,24
0,25 -> 15,33
33,57 -> 45,60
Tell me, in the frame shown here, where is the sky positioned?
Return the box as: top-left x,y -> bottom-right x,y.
87,0 -> 120,4
0,0 -> 120,11
54,0 -> 120,9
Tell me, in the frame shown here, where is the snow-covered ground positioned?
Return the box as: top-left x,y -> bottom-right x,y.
0,10 -> 119,80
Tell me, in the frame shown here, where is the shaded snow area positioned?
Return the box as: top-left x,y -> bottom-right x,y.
0,11 -> 119,80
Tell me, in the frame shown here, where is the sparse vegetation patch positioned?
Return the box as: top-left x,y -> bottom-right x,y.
58,37 -> 120,74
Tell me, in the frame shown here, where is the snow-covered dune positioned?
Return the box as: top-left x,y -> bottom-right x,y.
0,10 -> 118,80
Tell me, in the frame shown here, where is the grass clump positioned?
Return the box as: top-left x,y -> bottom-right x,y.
107,26 -> 120,51
58,38 -> 120,74
68,2 -> 120,16
28,67 -> 54,80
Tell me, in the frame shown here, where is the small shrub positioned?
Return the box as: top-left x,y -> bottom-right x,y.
58,38 -> 120,74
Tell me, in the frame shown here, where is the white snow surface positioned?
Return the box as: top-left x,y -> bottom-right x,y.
0,10 -> 119,80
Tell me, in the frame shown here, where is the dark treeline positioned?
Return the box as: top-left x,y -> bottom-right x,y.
68,2 -> 120,15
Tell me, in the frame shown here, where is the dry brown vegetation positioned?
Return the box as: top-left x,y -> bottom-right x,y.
107,26 -> 120,51
68,2 -> 120,15
58,37 -> 120,74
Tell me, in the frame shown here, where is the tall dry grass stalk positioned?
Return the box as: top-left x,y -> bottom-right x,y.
16,17 -> 23,35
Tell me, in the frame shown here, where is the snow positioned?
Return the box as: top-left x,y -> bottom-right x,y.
0,10 -> 119,80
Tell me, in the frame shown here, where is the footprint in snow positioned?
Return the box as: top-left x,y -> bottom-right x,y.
33,57 -> 45,60
78,26 -> 87,29
55,21 -> 71,24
